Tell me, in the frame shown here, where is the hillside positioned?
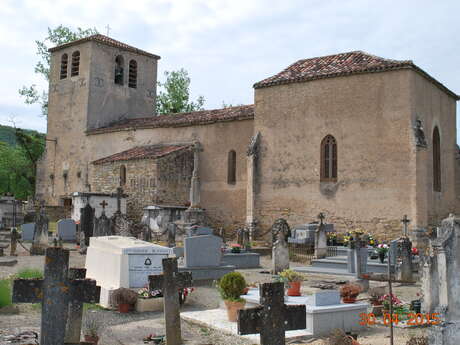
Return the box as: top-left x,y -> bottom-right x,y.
0,125 -> 43,146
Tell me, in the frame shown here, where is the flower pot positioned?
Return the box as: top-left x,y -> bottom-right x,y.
287,281 -> 301,296
224,300 -> 246,322
84,335 -> 99,345
118,303 -> 131,313
342,296 -> 357,304
378,253 -> 385,263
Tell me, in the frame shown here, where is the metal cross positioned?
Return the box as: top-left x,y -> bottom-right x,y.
238,282 -> 306,345
105,24 -> 111,36
99,200 -> 108,211
317,212 -> 325,225
149,258 -> 193,345
401,215 -> 410,237
12,248 -> 100,345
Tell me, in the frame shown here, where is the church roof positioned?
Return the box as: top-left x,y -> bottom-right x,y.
86,104 -> 254,135
92,144 -> 192,165
254,51 -> 459,99
48,34 -> 161,59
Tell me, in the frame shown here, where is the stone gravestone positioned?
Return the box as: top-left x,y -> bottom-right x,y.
271,219 -> 291,274
149,258 -> 193,345
80,203 -> 95,252
238,282 -> 306,345
399,237 -> 413,282
111,212 -> 131,237
93,208 -> 112,237
57,219 -> 76,242
180,230 -> 234,280
21,223 -> 35,241
30,202 -> 49,255
425,215 -> 460,345
64,268 -> 87,344
12,247 -> 100,345
314,213 -> 328,258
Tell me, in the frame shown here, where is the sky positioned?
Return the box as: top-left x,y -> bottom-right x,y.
1,0 -> 460,134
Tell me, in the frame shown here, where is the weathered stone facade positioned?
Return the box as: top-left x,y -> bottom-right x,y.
36,38 -> 459,238
91,148 -> 193,219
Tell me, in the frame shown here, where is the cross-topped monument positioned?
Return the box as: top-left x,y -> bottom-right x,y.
149,258 -> 193,345
100,200 -> 108,212
115,187 -> 123,213
12,247 -> 100,345
238,282 -> 306,345
401,214 -> 410,237
317,212 -> 325,225
105,24 -> 111,36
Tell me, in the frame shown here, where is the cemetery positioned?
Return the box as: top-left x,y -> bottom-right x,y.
0,200 -> 453,344
1,9 -> 460,345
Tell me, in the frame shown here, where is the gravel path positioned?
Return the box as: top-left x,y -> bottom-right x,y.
0,246 -> 427,345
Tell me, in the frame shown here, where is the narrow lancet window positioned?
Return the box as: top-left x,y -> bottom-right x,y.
227,150 -> 236,185
128,60 -> 137,88
60,54 -> 68,79
71,51 -> 80,77
320,135 -> 337,182
115,55 -> 124,85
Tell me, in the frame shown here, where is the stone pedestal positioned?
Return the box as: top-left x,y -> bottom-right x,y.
314,229 -> 327,259
272,242 -> 289,274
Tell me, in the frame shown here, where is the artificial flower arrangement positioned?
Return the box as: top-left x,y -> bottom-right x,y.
411,247 -> 419,256
379,293 -> 402,310
377,243 -> 389,254
230,243 -> 242,253
327,232 -> 337,245
137,285 -> 195,305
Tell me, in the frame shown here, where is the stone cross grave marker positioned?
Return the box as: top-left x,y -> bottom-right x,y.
30,201 -> 49,255
314,212 -> 328,258
238,282 -> 306,345
93,202 -> 112,237
65,268 -> 87,344
80,203 -> 95,252
116,187 -> 123,213
12,247 -> 100,345
149,258 -> 193,345
401,214 -> 410,237
271,219 -> 290,274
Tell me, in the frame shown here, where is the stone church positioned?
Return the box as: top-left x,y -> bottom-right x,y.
36,34 -> 460,238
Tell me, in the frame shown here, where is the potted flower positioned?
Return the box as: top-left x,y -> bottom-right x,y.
379,293 -> 402,314
83,313 -> 103,344
278,269 -> 305,296
230,244 -> 242,253
216,272 -> 247,322
377,244 -> 389,263
339,283 -> 362,303
112,287 -> 138,313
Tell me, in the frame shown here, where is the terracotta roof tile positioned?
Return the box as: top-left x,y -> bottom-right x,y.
87,104 -> 254,135
93,144 -> 191,165
254,51 -> 459,99
49,34 -> 160,59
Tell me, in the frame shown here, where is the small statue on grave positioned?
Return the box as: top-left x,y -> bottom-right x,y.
10,227 -> 19,256
271,218 -> 291,245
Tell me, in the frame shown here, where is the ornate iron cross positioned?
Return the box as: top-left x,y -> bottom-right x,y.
149,258 -> 193,345
12,248 -> 100,345
238,282 -> 306,345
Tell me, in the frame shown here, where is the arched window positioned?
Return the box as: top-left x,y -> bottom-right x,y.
120,165 -> 126,186
320,135 -> 337,182
227,150 -> 236,185
60,54 -> 68,79
128,60 -> 137,88
114,55 -> 124,85
433,127 -> 441,192
71,51 -> 80,77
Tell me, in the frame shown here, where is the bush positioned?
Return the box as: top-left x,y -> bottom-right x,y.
217,272 -> 246,302
112,288 -> 138,305
16,268 -> 43,279
0,279 -> 12,308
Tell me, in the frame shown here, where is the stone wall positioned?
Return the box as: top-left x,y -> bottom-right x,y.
253,69 -> 454,238
91,149 -> 193,220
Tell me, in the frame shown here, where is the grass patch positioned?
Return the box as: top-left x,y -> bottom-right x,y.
16,268 -> 43,279
83,303 -> 106,311
0,279 -> 12,308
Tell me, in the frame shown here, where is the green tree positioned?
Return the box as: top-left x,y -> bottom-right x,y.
0,129 -> 45,199
19,25 -> 98,116
156,69 -> 205,114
